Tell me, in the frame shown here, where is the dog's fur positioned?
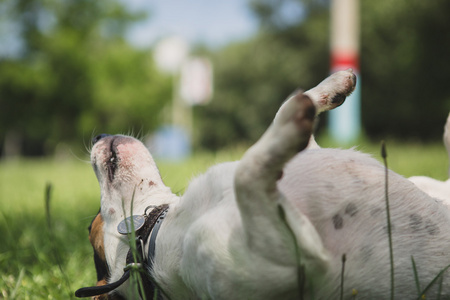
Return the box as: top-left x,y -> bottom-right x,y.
87,70 -> 450,299
409,113 -> 450,205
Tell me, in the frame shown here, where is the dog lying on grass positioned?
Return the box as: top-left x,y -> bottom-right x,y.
77,70 -> 450,299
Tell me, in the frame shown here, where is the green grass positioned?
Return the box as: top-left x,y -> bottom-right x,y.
0,148 -> 244,299
0,140 -> 448,299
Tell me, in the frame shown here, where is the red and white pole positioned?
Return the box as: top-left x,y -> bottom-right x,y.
329,0 -> 361,144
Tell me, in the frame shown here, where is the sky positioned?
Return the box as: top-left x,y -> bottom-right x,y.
0,0 -> 259,57
123,0 -> 259,49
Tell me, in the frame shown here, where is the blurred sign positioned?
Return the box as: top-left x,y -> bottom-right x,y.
153,36 -> 189,74
179,57 -> 213,105
147,125 -> 190,161
329,0 -> 361,144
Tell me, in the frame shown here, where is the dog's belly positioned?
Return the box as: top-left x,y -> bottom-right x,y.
280,148 -> 450,298
156,148 -> 450,299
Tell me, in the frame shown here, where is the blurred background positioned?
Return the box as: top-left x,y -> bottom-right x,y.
0,0 -> 449,159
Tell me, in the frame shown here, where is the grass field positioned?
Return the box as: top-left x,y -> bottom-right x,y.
0,139 -> 448,299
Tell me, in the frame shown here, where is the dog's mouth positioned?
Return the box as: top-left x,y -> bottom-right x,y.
91,134 -> 129,184
105,137 -> 119,182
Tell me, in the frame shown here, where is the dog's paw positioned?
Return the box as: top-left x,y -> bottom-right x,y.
305,69 -> 357,114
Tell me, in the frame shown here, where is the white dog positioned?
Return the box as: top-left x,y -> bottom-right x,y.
409,113 -> 450,204
77,70 -> 450,299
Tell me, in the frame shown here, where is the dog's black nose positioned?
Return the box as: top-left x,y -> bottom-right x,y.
92,134 -> 111,145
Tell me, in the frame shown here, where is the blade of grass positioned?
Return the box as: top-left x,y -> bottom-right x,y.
277,204 -> 305,300
339,253 -> 347,300
121,187 -> 147,299
340,254 -> 346,300
415,263 -> 450,300
411,256 -> 421,296
351,288 -> 358,299
10,267 -> 25,300
437,271 -> 443,300
44,182 -> 72,297
381,141 -> 395,300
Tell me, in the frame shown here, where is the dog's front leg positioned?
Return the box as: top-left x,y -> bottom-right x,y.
234,93 -> 329,277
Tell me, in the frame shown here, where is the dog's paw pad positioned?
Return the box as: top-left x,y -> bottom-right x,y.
306,69 -> 357,113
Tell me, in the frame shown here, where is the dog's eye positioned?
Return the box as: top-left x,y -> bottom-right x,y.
92,134 -> 111,146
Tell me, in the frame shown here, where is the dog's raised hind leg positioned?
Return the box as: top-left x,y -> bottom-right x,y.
234,93 -> 329,277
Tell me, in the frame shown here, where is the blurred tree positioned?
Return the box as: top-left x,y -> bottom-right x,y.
196,0 -> 330,150
0,0 -> 171,156
194,5 -> 324,149
196,0 -> 450,150
360,0 -> 450,140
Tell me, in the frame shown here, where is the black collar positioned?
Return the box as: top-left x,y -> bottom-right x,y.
75,204 -> 170,299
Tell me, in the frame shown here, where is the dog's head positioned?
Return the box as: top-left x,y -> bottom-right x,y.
85,134 -> 173,298
90,135 -> 173,220
91,134 -> 163,205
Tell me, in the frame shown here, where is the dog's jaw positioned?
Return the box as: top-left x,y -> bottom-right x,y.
90,135 -> 178,294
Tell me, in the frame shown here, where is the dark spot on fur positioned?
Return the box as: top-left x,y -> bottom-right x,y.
359,245 -> 373,261
424,220 -> 440,236
345,203 -> 358,217
331,93 -> 346,106
92,133 -> 111,145
370,207 -> 382,217
325,182 -> 335,191
333,214 -> 344,230
409,214 -> 423,231
149,180 -> 155,186
276,170 -> 283,181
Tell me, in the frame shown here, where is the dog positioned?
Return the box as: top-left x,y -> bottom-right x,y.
76,70 -> 450,299
409,113 -> 450,205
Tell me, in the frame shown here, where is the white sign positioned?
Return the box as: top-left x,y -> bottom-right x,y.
179,57 -> 213,105
153,36 -> 189,74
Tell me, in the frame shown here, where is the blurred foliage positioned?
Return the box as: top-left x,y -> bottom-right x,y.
0,0 -> 171,156
196,5 -> 330,149
1,0 -> 449,155
196,0 -> 450,150
360,0 -> 450,139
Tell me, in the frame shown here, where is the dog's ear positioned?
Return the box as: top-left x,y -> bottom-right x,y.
89,211 -> 109,283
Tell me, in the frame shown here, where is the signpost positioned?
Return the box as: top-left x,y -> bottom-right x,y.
152,36 -> 213,160
329,0 -> 361,144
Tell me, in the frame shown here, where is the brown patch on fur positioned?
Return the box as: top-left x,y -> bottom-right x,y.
89,212 -> 106,263
91,279 -> 125,300
88,211 -> 110,298
92,279 -> 109,300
